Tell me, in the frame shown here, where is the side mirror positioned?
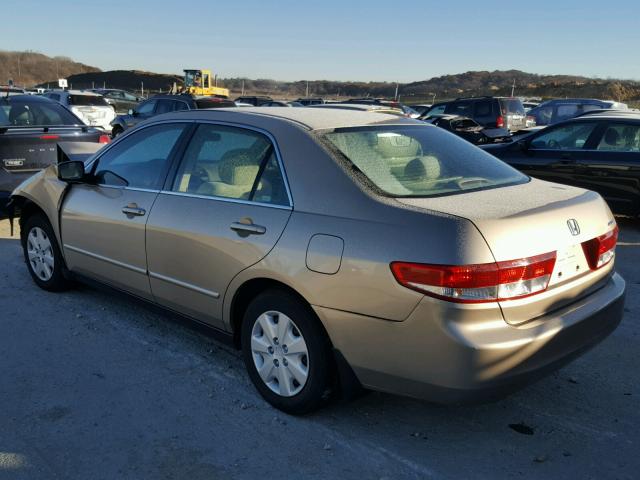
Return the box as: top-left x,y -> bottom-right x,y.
58,161 -> 86,182
129,109 -> 137,116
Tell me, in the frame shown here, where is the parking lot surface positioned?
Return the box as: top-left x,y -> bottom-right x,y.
0,218 -> 639,480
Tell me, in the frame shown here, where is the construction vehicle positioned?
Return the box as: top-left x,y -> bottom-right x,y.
182,69 -> 229,98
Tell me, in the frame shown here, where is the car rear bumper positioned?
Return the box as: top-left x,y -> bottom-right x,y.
315,272 -> 625,403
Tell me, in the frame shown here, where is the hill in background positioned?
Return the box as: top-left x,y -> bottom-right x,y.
3,50 -> 640,104
0,51 -> 100,87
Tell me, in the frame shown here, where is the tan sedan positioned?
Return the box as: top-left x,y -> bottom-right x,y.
9,108 -> 625,413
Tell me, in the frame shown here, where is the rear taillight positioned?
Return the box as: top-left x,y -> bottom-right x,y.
98,135 -> 111,144
581,226 -> 618,270
496,116 -> 505,128
390,252 -> 557,304
40,134 -> 59,140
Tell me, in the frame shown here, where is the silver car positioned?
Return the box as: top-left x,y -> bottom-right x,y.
10,108 -> 625,413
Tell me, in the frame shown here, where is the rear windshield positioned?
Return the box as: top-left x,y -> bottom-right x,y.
69,95 -> 109,107
500,99 -> 525,115
323,125 -> 527,197
0,100 -> 81,126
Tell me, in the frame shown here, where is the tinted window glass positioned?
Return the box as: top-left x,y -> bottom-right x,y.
136,100 -> 156,114
596,124 -> 640,152
445,101 -> 473,116
474,101 -> 493,117
123,92 -> 137,101
68,95 -> 109,107
530,122 -> 597,150
555,104 -> 579,121
48,93 -> 61,101
1,101 -> 81,126
172,124 -> 288,205
155,99 -> 179,114
324,126 -> 526,197
94,123 -> 186,189
423,104 -> 446,118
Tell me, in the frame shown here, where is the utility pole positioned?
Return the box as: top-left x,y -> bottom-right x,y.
511,79 -> 516,97
432,93 -> 436,104
241,79 -> 245,95
103,81 -> 106,89
394,82 -> 399,101
306,81 -> 309,97
141,81 -> 144,98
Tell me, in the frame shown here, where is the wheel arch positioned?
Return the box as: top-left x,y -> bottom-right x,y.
228,277 -> 322,349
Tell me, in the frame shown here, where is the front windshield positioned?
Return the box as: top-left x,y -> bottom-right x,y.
323,125 -> 527,197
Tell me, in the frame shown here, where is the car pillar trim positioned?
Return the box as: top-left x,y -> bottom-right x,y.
158,190 -> 293,211
148,271 -> 220,298
64,244 -> 147,275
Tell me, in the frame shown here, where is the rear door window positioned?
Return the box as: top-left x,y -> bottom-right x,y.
596,124 -> 640,152
554,104 -> 579,122
136,100 -> 156,115
3,101 -> 81,126
445,101 -> 473,117
530,122 -> 598,150
473,100 -> 493,117
171,124 -> 289,206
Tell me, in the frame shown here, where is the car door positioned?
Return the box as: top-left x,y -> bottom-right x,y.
577,121 -> 640,214
60,122 -> 191,299
145,122 -> 293,329
517,121 -> 600,186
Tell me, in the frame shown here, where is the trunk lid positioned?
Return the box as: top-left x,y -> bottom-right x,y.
397,179 -> 617,325
0,126 -> 100,174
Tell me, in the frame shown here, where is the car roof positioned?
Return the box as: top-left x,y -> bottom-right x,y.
165,107 -> 419,130
1,94 -> 57,103
572,112 -> 640,121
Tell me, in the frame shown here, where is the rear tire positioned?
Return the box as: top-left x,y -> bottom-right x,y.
22,214 -> 70,292
241,289 -> 334,414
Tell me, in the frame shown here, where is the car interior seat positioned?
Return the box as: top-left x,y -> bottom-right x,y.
196,149 -> 259,199
402,156 -> 441,193
9,104 -> 32,125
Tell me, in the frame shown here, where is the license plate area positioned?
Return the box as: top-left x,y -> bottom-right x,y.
550,243 -> 588,285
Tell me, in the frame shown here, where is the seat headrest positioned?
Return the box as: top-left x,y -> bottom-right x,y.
604,128 -> 620,146
404,156 -> 441,182
9,104 -> 31,125
218,149 -> 260,185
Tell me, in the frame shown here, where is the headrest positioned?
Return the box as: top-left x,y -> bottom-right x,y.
604,128 -> 620,146
404,156 -> 441,182
218,149 -> 260,185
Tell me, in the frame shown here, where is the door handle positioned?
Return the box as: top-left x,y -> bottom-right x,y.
230,222 -> 266,235
122,204 -> 146,216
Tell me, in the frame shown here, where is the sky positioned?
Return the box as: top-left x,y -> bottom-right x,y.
3,0 -> 640,83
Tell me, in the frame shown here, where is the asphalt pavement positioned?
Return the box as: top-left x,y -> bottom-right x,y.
0,218 -> 639,480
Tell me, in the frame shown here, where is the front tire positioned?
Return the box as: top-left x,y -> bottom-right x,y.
22,214 -> 70,292
241,289 -> 334,414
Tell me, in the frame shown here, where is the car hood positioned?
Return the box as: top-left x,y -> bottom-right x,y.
396,179 -> 617,324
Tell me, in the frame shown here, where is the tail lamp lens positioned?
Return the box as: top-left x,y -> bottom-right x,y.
496,116 -> 505,128
98,135 -> 111,144
581,226 -> 618,270
390,252 -> 557,304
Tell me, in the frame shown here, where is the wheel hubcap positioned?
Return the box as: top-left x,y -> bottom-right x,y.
251,310 -> 309,397
27,227 -> 54,282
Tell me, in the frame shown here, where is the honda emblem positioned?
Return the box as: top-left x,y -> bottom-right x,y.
567,219 -> 580,236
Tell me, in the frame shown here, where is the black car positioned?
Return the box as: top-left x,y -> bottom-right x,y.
0,95 -> 109,214
427,115 -> 511,145
234,96 -> 273,106
296,97 -> 325,106
110,94 -> 236,137
420,97 -> 527,132
91,89 -> 143,114
483,113 -> 640,216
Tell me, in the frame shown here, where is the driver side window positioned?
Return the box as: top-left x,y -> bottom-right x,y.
94,123 -> 187,189
530,122 -> 597,150
136,100 -> 156,115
